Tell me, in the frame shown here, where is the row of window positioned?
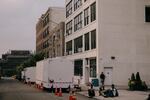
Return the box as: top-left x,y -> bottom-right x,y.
66,29 -> 96,55
66,0 -> 83,18
66,2 -> 96,35
74,58 -> 96,77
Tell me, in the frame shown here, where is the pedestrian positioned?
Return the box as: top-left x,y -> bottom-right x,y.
111,84 -> 119,97
100,72 -> 105,90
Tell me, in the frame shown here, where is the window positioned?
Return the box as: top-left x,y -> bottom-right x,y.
43,14 -> 49,27
66,20 -> 72,36
53,49 -> 56,57
74,0 -> 82,11
145,6 -> 150,22
91,29 -> 96,49
66,0 -> 72,18
84,33 -> 89,51
74,60 -> 83,76
84,7 -> 89,26
66,40 -> 72,55
90,58 -> 96,77
90,2 -> 96,22
43,39 -> 49,49
46,51 -> 49,58
74,36 -> 83,53
56,44 -> 60,56
43,27 -> 49,38
56,30 -> 60,39
74,12 -> 82,31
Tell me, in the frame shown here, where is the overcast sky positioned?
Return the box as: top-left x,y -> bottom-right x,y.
0,0 -> 64,57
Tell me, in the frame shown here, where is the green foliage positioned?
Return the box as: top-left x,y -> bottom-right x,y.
136,72 -> 141,81
128,72 -> 148,91
16,52 -> 45,79
21,52 -> 45,68
131,73 -> 135,81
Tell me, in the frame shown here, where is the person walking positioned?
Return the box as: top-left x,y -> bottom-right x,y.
100,72 -> 105,90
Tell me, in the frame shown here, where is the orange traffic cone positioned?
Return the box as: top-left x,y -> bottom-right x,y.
69,91 -> 74,100
69,91 -> 77,100
72,95 -> 77,100
55,86 -> 58,96
58,87 -> 63,97
69,95 -> 73,100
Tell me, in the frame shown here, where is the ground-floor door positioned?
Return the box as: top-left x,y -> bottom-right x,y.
104,67 -> 113,85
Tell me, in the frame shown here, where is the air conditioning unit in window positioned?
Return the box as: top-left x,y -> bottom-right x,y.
69,51 -> 72,55
78,48 -> 82,52
85,65 -> 90,68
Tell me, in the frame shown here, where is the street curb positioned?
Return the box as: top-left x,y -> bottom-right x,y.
76,92 -> 100,100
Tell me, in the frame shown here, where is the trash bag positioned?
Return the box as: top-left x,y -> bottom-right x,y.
88,89 -> 95,98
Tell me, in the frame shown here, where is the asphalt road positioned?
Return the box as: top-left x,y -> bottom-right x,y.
0,78 -> 95,100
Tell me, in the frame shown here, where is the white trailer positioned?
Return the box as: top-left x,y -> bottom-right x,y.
36,57 -> 74,90
24,67 -> 36,83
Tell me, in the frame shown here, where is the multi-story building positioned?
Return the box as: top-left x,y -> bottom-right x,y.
0,50 -> 32,76
65,0 -> 150,86
36,7 -> 65,58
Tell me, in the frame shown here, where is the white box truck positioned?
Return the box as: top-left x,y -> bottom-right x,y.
24,67 -> 36,83
36,57 -> 74,91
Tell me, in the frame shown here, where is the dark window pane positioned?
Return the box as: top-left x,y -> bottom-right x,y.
66,0 -> 72,18
91,29 -> 96,49
84,7 -> 89,26
66,40 -> 72,55
85,33 -> 89,51
90,2 -> 96,22
74,0 -> 82,11
90,58 -> 96,77
66,20 -> 72,36
74,12 -> 82,32
74,36 -> 83,53
145,7 -> 150,22
74,60 -> 83,76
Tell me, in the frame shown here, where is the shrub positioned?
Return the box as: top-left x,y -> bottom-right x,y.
128,72 -> 148,91
131,73 -> 135,81
136,72 -> 141,81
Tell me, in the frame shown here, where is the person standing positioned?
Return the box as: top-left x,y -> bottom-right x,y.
100,72 -> 105,90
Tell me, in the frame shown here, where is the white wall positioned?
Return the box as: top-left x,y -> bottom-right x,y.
98,0 -> 150,86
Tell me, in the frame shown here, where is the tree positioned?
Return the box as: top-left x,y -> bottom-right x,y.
21,52 -> 45,68
16,52 -> 45,80
136,72 -> 141,81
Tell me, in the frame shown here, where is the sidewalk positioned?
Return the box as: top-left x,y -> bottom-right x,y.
77,89 -> 150,100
